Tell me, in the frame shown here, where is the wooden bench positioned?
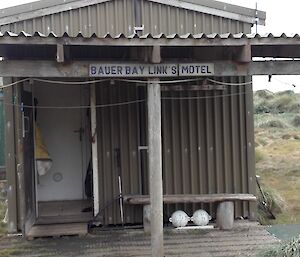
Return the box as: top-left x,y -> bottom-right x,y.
123,194 -> 256,231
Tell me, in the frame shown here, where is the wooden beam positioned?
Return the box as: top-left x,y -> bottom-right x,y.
123,194 -> 257,205
148,79 -> 163,257
1,36 -> 300,47
1,60 -> 300,77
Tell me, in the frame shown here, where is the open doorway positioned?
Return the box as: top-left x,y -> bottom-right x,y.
26,82 -> 92,225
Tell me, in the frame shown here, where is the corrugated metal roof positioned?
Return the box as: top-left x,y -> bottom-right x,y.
0,0 -> 266,26
0,31 -> 299,40
1,31 -> 300,59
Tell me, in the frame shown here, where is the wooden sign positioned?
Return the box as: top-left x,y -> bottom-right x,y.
89,63 -> 214,77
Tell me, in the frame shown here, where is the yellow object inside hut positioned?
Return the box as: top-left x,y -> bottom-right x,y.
35,122 -> 52,175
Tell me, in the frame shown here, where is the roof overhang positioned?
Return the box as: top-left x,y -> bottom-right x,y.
0,32 -> 299,58
0,32 -> 300,78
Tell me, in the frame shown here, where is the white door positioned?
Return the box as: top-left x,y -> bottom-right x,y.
35,84 -> 90,201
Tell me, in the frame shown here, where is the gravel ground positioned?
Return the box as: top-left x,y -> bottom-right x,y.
0,221 -> 280,257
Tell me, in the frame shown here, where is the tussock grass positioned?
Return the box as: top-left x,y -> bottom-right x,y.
254,90 -> 300,114
291,115 -> 300,127
258,119 -> 287,128
257,185 -> 287,225
257,236 -> 300,257
255,149 -> 265,163
0,182 -> 7,236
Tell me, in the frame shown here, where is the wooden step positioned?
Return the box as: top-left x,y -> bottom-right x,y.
27,223 -> 88,239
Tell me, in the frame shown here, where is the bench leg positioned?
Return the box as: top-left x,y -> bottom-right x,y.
217,201 -> 234,230
143,204 -> 151,233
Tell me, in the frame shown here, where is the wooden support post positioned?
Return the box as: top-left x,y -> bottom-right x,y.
236,44 -> 251,63
2,78 -> 18,233
216,201 -> 234,230
143,204 -> 151,233
90,83 -> 99,217
56,44 -> 64,63
148,78 -> 163,257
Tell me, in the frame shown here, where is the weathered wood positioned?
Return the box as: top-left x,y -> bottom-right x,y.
1,60 -> 300,77
56,44 -> 64,63
13,84 -> 25,231
123,194 -> 257,205
3,78 -> 18,233
27,223 -> 88,238
143,205 -> 151,233
151,45 -> 161,64
235,44 -> 251,63
148,79 -> 163,257
90,84 -> 99,217
217,201 -> 234,230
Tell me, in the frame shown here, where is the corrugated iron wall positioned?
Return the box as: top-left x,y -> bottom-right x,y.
0,0 -> 251,36
96,78 -> 255,225
160,78 -> 255,220
96,82 -> 144,225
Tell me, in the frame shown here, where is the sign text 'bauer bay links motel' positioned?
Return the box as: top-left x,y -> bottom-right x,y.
89,63 -> 214,77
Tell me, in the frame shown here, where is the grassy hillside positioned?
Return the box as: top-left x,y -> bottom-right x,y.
254,90 -> 300,224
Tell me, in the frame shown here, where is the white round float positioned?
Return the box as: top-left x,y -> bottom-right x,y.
169,210 -> 190,228
191,209 -> 212,226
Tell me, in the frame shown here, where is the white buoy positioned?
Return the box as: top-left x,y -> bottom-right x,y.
191,209 -> 212,226
169,210 -> 190,228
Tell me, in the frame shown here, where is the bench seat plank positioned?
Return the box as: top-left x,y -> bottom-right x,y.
123,194 -> 256,205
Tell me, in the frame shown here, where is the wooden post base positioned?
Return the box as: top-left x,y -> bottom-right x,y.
143,204 -> 151,233
216,201 -> 234,230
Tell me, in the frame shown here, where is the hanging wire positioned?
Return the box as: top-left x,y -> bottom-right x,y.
115,78 -> 203,84
273,77 -> 297,88
0,91 -> 252,109
0,77 -> 254,90
0,78 -> 30,89
3,99 -> 147,109
0,76 -> 255,109
161,91 -> 247,100
33,78 -> 109,85
207,78 -> 253,86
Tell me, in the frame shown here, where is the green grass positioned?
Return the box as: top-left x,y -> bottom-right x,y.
255,123 -> 300,224
254,90 -> 300,225
257,236 -> 300,257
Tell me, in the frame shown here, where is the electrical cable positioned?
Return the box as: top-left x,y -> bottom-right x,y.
273,77 -> 298,88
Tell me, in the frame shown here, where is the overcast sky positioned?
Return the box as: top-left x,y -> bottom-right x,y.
0,0 -> 300,92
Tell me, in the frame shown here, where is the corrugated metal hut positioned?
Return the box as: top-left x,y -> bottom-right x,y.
0,0 -> 267,242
